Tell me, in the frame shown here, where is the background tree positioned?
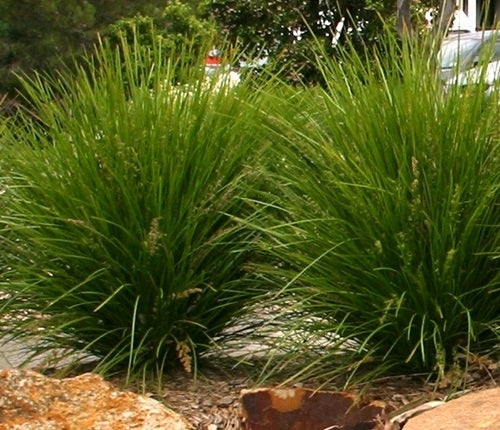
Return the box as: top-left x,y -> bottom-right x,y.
397,0 -> 412,35
90,0 -> 166,27
0,0 -> 96,92
435,0 -> 457,33
0,0 -> 170,101
202,0 -> 400,82
203,0 -> 464,83
105,0 -> 216,80
397,0 -> 457,36
0,0 -> 467,99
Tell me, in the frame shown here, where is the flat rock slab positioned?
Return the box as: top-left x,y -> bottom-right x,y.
0,368 -> 190,429
403,387 -> 500,430
240,387 -> 391,430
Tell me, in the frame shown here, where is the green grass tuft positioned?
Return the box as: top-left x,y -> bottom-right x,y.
251,33 -> 500,384
0,32 -> 266,380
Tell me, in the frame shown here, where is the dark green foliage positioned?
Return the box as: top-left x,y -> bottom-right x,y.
1,25 -> 498,388
0,0 -> 96,92
251,34 -> 500,383
202,0 -> 396,83
105,1 -> 216,66
0,33 -> 265,379
0,1 -> 211,98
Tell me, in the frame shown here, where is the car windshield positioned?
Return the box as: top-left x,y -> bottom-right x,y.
440,38 -> 482,69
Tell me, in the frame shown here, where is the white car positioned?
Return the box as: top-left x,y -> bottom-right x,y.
440,30 -> 500,93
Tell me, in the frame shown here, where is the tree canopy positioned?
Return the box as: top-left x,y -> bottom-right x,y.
0,0 -> 461,101
0,0 -> 169,98
202,0 -> 461,82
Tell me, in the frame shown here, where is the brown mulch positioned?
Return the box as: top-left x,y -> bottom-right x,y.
107,358 -> 499,430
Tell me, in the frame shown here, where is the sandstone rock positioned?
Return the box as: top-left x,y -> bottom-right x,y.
403,388 -> 500,430
0,368 -> 191,430
240,387 -> 392,430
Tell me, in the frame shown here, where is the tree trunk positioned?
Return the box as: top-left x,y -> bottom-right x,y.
434,0 -> 456,35
397,0 -> 412,36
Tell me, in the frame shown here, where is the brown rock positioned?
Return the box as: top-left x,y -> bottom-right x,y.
0,368 -> 191,429
240,387 -> 391,430
403,388 -> 500,430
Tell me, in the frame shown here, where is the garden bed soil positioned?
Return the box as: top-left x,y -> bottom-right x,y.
104,358 -> 499,430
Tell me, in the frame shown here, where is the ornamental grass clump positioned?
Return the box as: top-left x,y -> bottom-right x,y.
0,33 -> 265,379
253,33 -> 499,384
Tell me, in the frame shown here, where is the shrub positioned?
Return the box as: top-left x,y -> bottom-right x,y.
0,32 -> 265,380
